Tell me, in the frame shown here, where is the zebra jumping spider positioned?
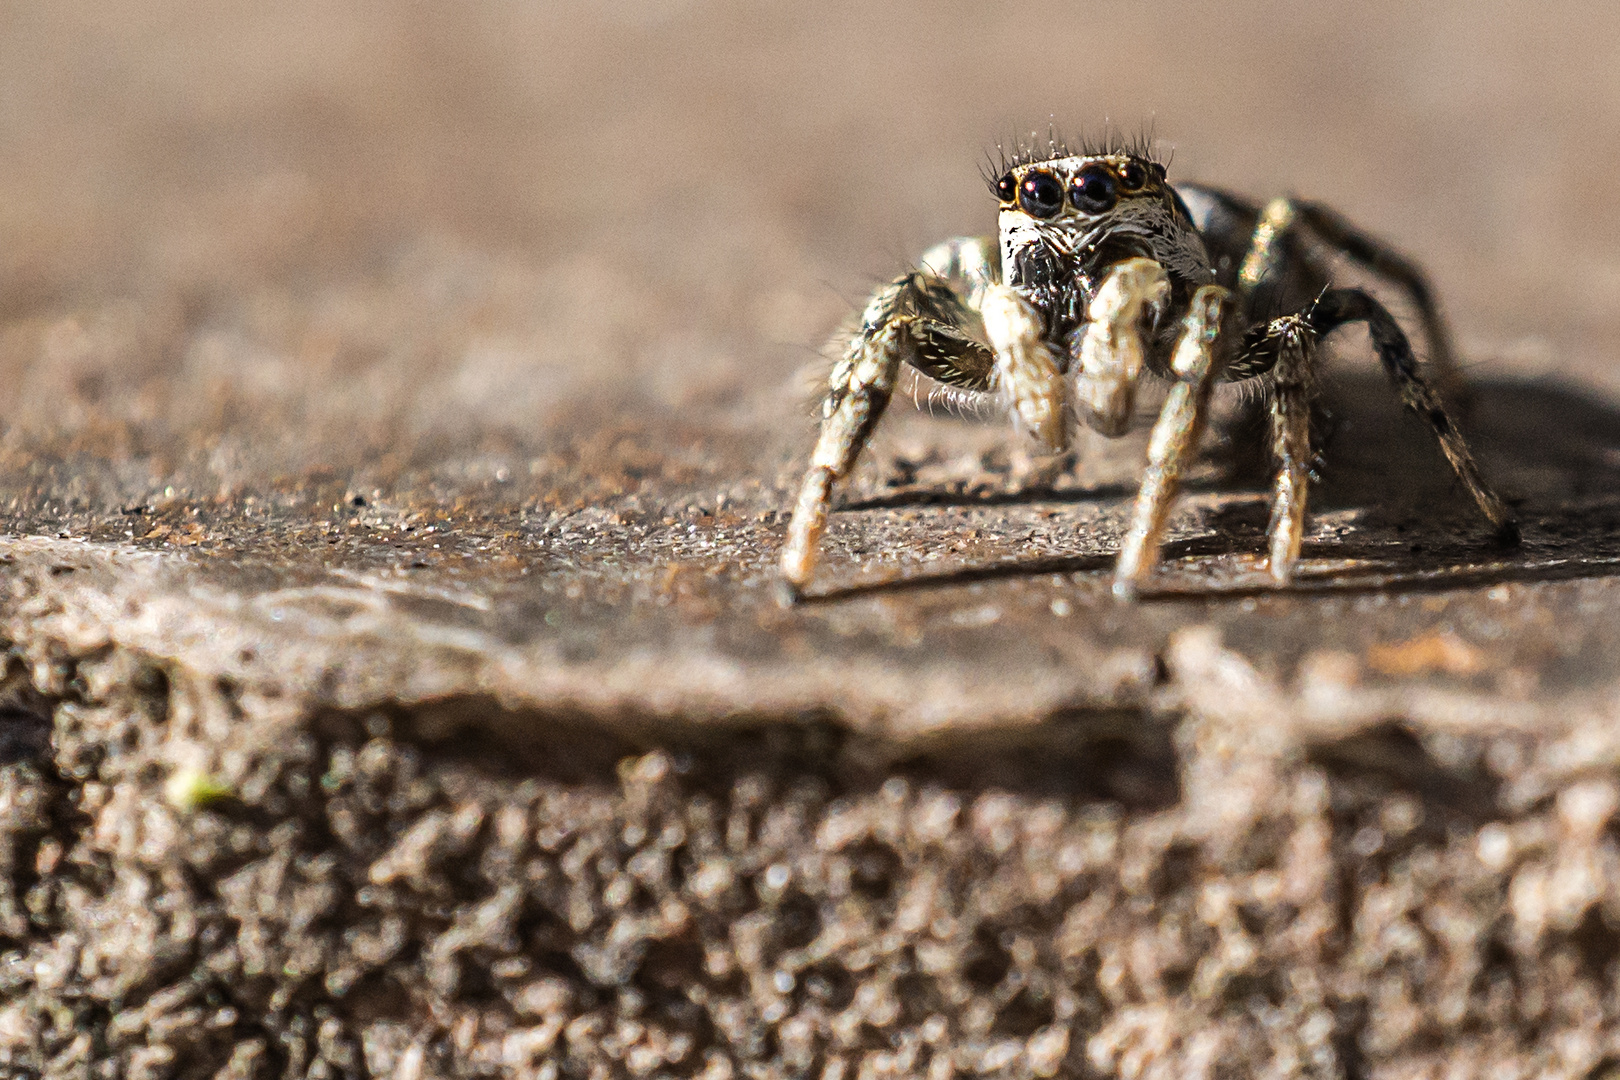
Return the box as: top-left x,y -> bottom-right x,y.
780,135 -> 1518,600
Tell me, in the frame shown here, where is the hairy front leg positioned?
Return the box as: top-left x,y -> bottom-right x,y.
1113,285 -> 1235,598
1072,257 -> 1171,437
779,329 -> 902,596
780,267 -> 995,599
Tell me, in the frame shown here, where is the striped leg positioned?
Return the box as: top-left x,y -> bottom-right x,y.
1307,288 -> 1517,544
780,256 -> 1065,600
1113,285 -> 1235,597
1262,317 -> 1317,582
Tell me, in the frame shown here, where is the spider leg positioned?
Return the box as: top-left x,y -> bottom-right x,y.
1222,201 -> 1332,582
779,266 -> 999,599
1220,203 -> 1510,583
1072,257 -> 1171,436
1293,200 -> 1468,405
1259,315 -> 1317,582
1112,284 -> 1235,598
1307,287 -> 1518,544
1236,196 -> 1297,296
1232,197 -> 1468,404
1110,199 -> 1351,595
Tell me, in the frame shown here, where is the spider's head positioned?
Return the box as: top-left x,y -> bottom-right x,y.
991,152 -> 1210,330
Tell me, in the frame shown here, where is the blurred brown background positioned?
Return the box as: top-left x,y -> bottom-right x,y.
4,0 -> 1620,492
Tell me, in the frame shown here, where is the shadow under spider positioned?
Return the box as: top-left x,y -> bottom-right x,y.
792,554 -> 1118,604
841,481 -> 1143,513
799,374 -> 1620,603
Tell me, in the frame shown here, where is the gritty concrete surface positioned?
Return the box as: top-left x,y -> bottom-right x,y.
5,2 -> 1620,1077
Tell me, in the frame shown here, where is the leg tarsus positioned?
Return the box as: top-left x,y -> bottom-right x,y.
780,309 -> 908,591
781,465 -> 838,591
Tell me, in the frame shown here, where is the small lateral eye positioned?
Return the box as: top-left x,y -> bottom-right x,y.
996,172 -> 1017,203
1018,171 -> 1064,218
1069,166 -> 1118,213
1119,161 -> 1147,190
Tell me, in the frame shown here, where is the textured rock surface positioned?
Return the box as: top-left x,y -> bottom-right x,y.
5,2 -> 1620,1077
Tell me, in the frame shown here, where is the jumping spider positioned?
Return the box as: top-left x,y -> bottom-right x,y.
780,136 -> 1518,600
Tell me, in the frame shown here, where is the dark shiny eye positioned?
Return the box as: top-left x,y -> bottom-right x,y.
1069,167 -> 1118,213
1119,161 -> 1147,190
1017,171 -> 1064,218
996,171 -> 1017,203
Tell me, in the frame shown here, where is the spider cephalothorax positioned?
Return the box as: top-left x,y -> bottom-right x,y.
995,153 -> 1211,347
779,135 -> 1518,600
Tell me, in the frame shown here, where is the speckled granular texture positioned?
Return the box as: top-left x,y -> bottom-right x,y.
6,616 -> 1620,1080
8,1 -> 1620,1078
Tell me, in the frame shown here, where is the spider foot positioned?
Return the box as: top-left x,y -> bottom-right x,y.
1110,576 -> 1142,602
1264,554 -> 1297,587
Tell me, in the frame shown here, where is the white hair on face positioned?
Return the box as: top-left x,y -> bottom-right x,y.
996,157 -> 1212,293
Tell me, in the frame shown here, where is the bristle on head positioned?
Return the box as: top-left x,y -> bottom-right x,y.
981,123 -> 1166,194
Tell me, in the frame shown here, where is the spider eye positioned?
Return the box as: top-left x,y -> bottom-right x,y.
1017,171 -> 1064,218
1119,161 -> 1147,190
1069,167 -> 1118,214
996,172 -> 1017,203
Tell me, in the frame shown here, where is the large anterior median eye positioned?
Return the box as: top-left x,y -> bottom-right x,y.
1069,166 -> 1118,213
1017,171 -> 1064,218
